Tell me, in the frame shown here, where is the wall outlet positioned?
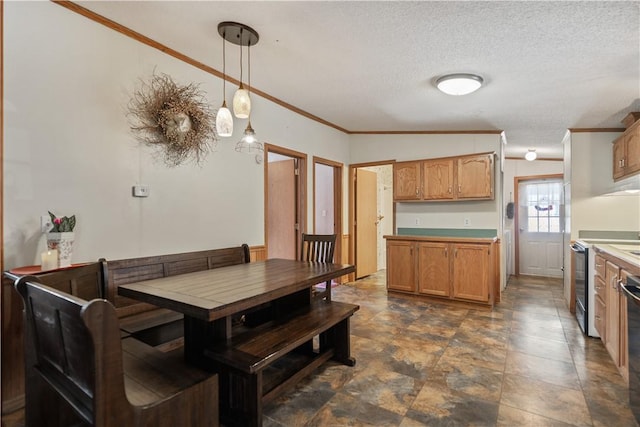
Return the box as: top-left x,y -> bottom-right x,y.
415,218 -> 421,225
132,185 -> 150,197
41,215 -> 52,233
463,218 -> 471,227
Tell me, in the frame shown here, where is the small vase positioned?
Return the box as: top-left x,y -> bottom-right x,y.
46,232 -> 75,268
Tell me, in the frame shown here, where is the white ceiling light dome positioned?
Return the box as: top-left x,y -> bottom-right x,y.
525,149 -> 537,161
436,73 -> 484,96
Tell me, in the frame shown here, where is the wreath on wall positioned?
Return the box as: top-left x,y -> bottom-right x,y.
128,73 -> 217,166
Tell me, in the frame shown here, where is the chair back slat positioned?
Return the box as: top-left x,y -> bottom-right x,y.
300,234 -> 336,263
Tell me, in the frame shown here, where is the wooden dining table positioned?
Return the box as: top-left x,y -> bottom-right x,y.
117,258 -> 356,364
118,258 -> 357,426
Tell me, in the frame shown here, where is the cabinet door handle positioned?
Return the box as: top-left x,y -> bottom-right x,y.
415,188 -> 419,196
444,247 -> 448,257
458,185 -> 462,193
622,158 -> 626,168
448,186 -> 452,194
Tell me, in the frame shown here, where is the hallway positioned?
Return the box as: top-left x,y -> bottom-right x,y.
263,273 -> 638,426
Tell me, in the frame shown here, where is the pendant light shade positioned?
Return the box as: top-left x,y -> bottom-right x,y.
233,84 -> 251,119
235,121 -> 264,154
216,101 -> 233,137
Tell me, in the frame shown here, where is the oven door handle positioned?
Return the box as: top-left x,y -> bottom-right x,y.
570,244 -> 585,254
621,284 -> 640,304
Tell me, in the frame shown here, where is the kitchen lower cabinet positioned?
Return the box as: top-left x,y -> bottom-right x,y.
452,244 -> 491,302
593,246 -> 636,384
386,240 -> 416,292
386,236 -> 497,306
417,242 -> 450,297
605,261 -> 621,365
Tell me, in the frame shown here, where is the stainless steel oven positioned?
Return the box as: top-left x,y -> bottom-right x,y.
621,274 -> 640,424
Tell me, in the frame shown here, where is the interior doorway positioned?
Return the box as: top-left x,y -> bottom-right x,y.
265,144 -> 307,259
515,174 -> 564,277
313,157 -> 343,264
349,161 -> 395,279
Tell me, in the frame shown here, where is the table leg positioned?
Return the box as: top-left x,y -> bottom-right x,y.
183,316 -> 230,367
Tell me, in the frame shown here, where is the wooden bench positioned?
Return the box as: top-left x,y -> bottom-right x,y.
205,300 -> 359,427
15,277 -> 218,427
104,244 -> 250,350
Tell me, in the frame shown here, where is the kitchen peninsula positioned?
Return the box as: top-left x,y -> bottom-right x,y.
385,233 -> 500,307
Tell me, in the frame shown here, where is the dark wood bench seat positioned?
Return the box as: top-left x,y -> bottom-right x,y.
206,300 -> 359,427
121,336 -> 213,407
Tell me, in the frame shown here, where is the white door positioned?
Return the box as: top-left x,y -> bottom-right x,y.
518,179 -> 564,277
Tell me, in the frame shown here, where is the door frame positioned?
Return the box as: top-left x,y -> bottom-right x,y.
313,156 -> 343,266
513,173 -> 564,276
264,144 -> 307,258
348,160 -> 396,279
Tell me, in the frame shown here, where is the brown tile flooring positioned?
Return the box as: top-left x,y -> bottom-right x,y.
3,272 -> 638,426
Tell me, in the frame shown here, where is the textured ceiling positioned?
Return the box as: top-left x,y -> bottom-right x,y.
77,1 -> 640,158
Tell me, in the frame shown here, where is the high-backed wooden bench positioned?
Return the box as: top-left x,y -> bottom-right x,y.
104,244 -> 250,350
15,277 -> 218,427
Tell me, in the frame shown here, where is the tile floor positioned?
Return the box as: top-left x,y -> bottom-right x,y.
261,272 -> 639,426
2,272 -> 638,427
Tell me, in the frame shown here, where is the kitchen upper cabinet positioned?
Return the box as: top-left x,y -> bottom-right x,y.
393,162 -> 422,200
452,244 -> 491,302
422,159 -> 454,200
417,242 -> 450,297
386,240 -> 416,292
393,152 -> 494,202
613,119 -> 640,181
456,154 -> 494,199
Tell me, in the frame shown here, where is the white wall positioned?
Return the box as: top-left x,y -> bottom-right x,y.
350,133 -> 503,231
3,2 -> 350,269
568,132 -> 640,237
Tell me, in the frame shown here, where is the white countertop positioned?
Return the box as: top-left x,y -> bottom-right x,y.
592,243 -> 640,270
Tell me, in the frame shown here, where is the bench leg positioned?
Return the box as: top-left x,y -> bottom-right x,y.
218,366 -> 263,427
325,317 -> 356,367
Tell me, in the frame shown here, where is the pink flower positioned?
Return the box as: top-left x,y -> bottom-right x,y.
54,218 -> 62,225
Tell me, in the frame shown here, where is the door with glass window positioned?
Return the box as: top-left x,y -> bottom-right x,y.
518,178 -> 564,277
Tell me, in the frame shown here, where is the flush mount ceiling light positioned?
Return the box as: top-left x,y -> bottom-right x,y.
525,149 -> 537,161
218,22 -> 259,119
436,73 -> 484,96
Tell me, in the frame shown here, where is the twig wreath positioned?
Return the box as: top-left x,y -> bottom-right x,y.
128,73 -> 217,166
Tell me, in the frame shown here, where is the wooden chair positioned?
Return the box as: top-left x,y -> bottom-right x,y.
15,277 -> 218,427
300,233 -> 337,301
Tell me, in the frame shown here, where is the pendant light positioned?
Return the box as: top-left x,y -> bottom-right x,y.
218,22 -> 259,119
525,149 -> 537,161
215,29 -> 233,137
233,34 -> 251,119
236,42 -> 264,154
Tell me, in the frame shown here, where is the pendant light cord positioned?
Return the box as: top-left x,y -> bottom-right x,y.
248,43 -> 251,97
239,28 -> 244,86
222,32 -> 226,100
